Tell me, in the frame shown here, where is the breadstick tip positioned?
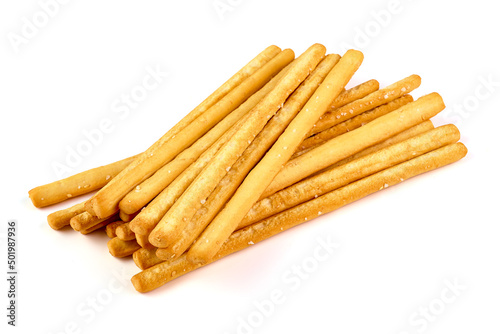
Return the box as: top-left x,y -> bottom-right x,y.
343,49 -> 364,60
455,142 -> 468,157
281,48 -> 295,59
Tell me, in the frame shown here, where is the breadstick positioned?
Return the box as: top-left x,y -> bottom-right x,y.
80,218 -> 112,235
29,155 -> 138,208
70,211 -> 116,232
86,48 -> 292,218
47,201 -> 86,230
149,44 -> 327,248
105,220 -> 125,238
240,124 -> 460,227
307,74 -> 421,136
119,210 -> 140,222
132,142 -> 467,292
326,79 -> 379,111
115,223 -> 136,241
136,233 -> 156,250
108,237 -> 141,258
261,93 -> 446,199
156,54 -> 341,260
119,61 -> 292,215
129,101 -> 252,236
295,95 -> 414,157
133,248 -> 163,270
187,49 -> 364,263
329,120 -> 435,170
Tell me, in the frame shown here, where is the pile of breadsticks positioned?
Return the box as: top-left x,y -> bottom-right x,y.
29,44 -> 467,293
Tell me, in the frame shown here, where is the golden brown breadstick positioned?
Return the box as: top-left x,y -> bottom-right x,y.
133,248 -> 163,270
70,212 -> 116,232
187,49 -> 364,263
149,44 -> 326,248
132,142 -> 468,292
326,79 -> 379,112
295,95 -> 414,157
240,124 -> 460,227
80,218 -> 113,235
105,220 -> 125,238
108,237 -> 141,258
29,155 -> 138,208
329,120 -> 435,170
115,223 -> 136,241
86,47 -> 292,218
47,201 -> 86,230
308,74 -> 421,136
136,233 -> 156,250
156,54 -> 341,260
119,210 -> 140,222
129,101 -> 252,236
261,93 -> 445,199
119,61 -> 292,215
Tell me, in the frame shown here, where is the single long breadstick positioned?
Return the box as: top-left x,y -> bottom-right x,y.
187,49 -> 364,263
47,201 -> 86,230
86,47 -> 291,218
329,120 -> 435,170
119,61 -> 292,215
326,79 -> 379,112
132,143 -> 468,292
133,248 -> 163,270
108,237 -> 141,258
115,223 -> 136,241
106,220 -> 125,238
294,95 -> 414,157
149,44 -> 326,248
240,124 -> 460,227
156,54 -> 341,260
129,101 -> 253,236
70,211 -> 116,232
29,155 -> 138,208
307,74 -> 421,136
261,93 -> 446,199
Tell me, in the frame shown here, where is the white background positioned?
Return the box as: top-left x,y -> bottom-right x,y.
1,0 -> 499,333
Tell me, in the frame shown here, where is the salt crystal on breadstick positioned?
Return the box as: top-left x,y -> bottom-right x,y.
295,95 -> 414,157
262,92 -> 446,199
156,53 -> 341,260
108,237 -> 141,258
29,155 -> 138,208
240,124 -> 461,227
47,201 -> 86,230
186,49 -> 364,263
119,61 -> 293,215
308,74 -> 422,136
149,44 -> 326,248
86,47 -> 290,218
131,142 -> 467,292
